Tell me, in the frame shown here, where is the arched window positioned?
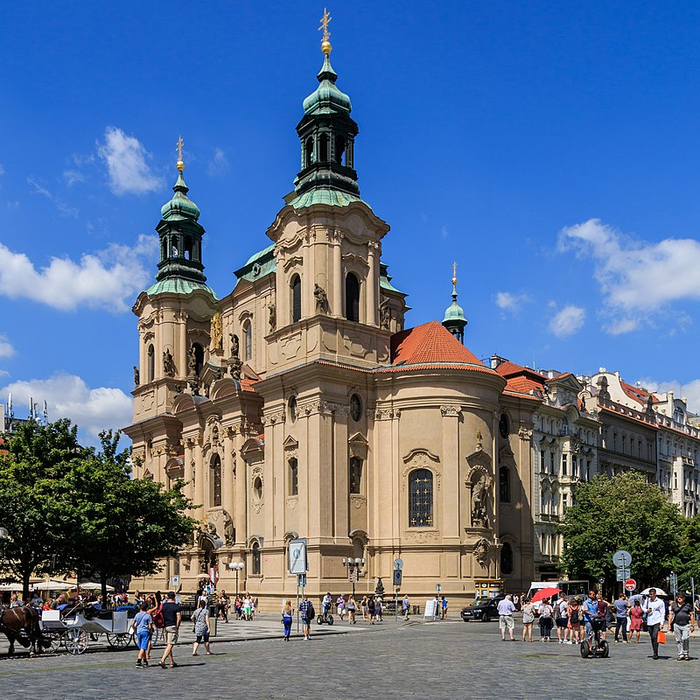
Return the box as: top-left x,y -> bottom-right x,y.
147,344 -> 155,382
409,469 -> 433,527
243,320 -> 252,362
183,236 -> 192,260
499,466 -> 510,503
251,542 -> 261,575
291,275 -> 301,323
192,343 -> 204,375
319,133 -> 328,161
335,136 -> 345,165
288,457 -> 298,496
501,542 -> 514,575
305,136 -> 313,167
349,457 -> 363,494
211,454 -> 222,507
161,239 -> 167,261
345,273 -> 360,322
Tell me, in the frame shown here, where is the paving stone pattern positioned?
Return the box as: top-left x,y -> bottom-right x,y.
1,616 -> 698,699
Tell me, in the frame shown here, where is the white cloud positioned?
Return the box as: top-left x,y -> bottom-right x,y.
495,291 -> 531,314
639,378 -> 700,415
206,147 -> 229,176
0,374 -> 132,441
559,218 -> 700,333
0,335 -> 15,359
63,169 -> 85,186
98,126 -> 162,195
0,164 -> 5,176
27,177 -> 79,218
0,234 -> 158,312
549,305 -> 586,338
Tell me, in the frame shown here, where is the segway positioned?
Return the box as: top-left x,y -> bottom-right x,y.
317,606 -> 334,625
580,618 -> 609,658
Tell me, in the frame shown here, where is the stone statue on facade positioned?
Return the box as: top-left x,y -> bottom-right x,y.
187,347 -> 198,377
314,283 -> 328,313
230,333 -> 240,359
163,349 -> 176,377
223,510 -> 235,546
133,366 -> 140,387
210,312 -> 223,352
379,297 -> 390,330
473,539 -> 489,566
268,302 -> 276,332
471,474 -> 490,528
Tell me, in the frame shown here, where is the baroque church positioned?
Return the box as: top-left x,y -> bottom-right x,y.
124,28 -> 539,605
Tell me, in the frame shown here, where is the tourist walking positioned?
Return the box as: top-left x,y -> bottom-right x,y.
645,588 -> 666,660
298,593 -> 314,640
441,596 -> 448,620
669,592 -> 695,661
281,599 -> 294,641
538,598 -> 554,641
497,594 -> 516,641
158,591 -> 181,669
555,591 -> 569,644
567,598 -> 582,643
367,595 -> 376,624
131,602 -> 153,668
613,593 -> 629,643
402,594 -> 410,621
361,596 -> 368,621
521,598 -> 535,642
191,599 -> 212,656
336,594 -> 346,621
629,599 -> 644,643
347,595 -> 356,624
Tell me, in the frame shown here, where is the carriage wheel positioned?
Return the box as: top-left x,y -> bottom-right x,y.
107,633 -> 131,649
64,628 -> 88,655
44,631 -> 63,654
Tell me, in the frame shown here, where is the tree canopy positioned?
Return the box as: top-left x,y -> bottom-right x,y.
559,471 -> 685,589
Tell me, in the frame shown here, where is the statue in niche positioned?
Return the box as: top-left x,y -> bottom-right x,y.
476,430 -> 483,451
163,349 -> 176,377
210,312 -> 223,351
268,302 -> 276,332
471,474 -> 490,528
379,297 -> 391,330
223,510 -> 235,545
314,283 -> 328,313
230,333 -> 240,359
133,366 -> 140,387
473,539 -> 489,566
187,347 -> 198,377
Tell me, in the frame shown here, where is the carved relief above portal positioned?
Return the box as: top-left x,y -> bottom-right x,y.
473,538 -> 490,566
401,449 -> 441,491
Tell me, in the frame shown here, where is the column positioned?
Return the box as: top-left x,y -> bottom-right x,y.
178,313 -> 187,377
441,406 -> 461,539
332,231 -> 342,316
366,241 -> 378,326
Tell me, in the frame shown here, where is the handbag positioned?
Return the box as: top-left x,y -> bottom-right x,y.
657,630 -> 666,644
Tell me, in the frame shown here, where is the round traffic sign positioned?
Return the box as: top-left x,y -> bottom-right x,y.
625,578 -> 636,592
612,549 -> 633,567
394,558 -> 404,570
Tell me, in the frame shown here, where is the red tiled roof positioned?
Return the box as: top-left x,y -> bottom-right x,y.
505,376 -> 544,395
495,360 -> 545,382
240,378 -> 258,393
390,321 -> 492,369
620,379 -> 659,406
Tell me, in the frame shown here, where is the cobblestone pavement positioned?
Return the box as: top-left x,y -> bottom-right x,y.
1,616 -> 699,699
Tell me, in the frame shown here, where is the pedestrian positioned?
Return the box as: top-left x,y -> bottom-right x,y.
244,594 -> 252,621
645,588 -> 666,660
433,595 -> 440,621
567,597 -> 582,643
613,592 -> 629,643
497,594 -> 516,641
402,594 -> 410,621
298,593 -> 314,640
336,594 -> 346,621
361,595 -> 368,621
368,595 -> 376,624
191,599 -> 212,656
669,592 -> 695,661
521,597 -> 535,642
596,592 -> 610,641
146,592 -> 162,660
554,591 -> 569,644
158,590 -> 181,669
629,599 -> 644,643
281,599 -> 294,641
376,597 -> 383,622
348,595 -> 356,624
131,602 -> 153,668
538,598 -> 554,641
441,596 -> 448,620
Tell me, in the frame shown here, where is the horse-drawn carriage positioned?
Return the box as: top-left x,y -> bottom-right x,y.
41,606 -> 134,655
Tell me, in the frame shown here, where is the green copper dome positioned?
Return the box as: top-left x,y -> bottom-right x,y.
443,298 -> 467,324
302,55 -> 352,116
160,172 -> 201,221
441,275 -> 468,343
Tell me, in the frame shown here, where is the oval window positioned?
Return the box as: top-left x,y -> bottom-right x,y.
350,394 -> 362,422
253,476 -> 263,500
499,414 -> 509,439
288,396 -> 298,423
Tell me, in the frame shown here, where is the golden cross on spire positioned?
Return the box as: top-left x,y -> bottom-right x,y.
319,7 -> 332,54
176,135 -> 185,172
452,261 -> 458,287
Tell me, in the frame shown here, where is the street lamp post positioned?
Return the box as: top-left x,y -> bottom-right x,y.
342,557 -> 364,599
228,561 -> 244,600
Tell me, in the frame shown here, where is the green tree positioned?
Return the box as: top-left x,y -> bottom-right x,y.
677,513 -> 700,591
65,431 -> 196,601
559,472 -> 685,589
0,419 -> 84,598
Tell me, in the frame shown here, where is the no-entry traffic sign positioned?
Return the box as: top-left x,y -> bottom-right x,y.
624,578 -> 636,592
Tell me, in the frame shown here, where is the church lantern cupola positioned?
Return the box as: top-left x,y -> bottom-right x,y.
155,136 -> 207,285
442,263 -> 468,343
293,9 -> 360,199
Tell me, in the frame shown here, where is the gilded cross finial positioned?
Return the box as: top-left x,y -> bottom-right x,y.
319,7 -> 332,54
176,135 -> 185,172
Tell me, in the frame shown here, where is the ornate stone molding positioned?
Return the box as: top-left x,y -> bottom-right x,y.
262,410 -> 285,426
286,497 -> 298,510
473,538 -> 490,566
404,529 -> 440,543
375,408 -> 400,421
251,466 -> 264,514
350,495 -> 367,510
440,405 -> 460,418
518,426 -> 533,441
401,450 -> 441,491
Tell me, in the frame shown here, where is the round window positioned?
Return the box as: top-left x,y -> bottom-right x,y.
253,476 -> 263,500
288,396 -> 297,423
350,394 -> 362,422
499,414 -> 509,439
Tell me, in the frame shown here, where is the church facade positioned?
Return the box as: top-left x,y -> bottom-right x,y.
123,38 -> 543,605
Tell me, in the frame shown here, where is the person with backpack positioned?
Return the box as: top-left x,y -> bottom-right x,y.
555,591 -> 570,644
567,598 -> 582,643
298,593 -> 314,640
538,598 -> 554,641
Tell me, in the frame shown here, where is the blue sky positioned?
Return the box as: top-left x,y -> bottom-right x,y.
1,0 -> 700,443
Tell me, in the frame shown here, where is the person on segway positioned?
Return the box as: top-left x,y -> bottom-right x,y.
581,590 -> 609,658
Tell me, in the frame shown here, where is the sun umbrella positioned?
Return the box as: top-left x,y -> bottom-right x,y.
197,573 -> 212,579
31,579 -> 74,591
0,582 -> 24,591
640,587 -> 667,596
78,582 -> 115,591
532,587 -> 561,603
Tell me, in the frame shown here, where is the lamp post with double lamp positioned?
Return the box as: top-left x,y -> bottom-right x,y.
342,557 -> 364,598
228,561 -> 244,599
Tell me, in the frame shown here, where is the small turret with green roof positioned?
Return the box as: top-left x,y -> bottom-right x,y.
146,137 -> 217,299
442,263 -> 468,343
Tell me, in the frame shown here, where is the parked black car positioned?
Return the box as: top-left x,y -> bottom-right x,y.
461,595 -> 505,622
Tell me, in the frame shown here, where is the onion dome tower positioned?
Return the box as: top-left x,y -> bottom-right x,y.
442,263 -> 468,343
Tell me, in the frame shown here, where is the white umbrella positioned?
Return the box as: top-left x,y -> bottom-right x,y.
32,579 -> 74,591
0,582 -> 24,591
77,582 -> 115,591
640,587 -> 667,596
